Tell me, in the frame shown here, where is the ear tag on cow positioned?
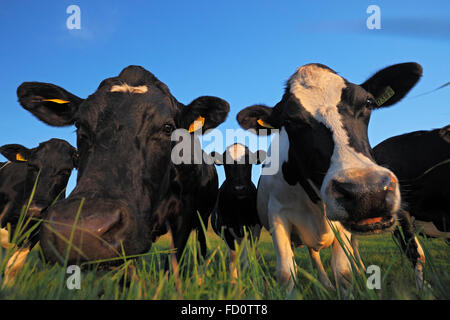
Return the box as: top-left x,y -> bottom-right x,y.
16,153 -> 27,162
375,86 -> 395,106
257,118 -> 275,129
42,98 -> 70,104
188,116 -> 205,133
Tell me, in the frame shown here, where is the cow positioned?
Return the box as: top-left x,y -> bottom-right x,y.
209,143 -> 265,278
237,62 -> 424,291
0,138 -> 77,284
16,65 -> 229,266
373,125 -> 450,242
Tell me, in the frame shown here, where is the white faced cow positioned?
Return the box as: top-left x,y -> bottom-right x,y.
237,63 -> 424,291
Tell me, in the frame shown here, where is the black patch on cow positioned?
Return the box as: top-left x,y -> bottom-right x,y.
374,126 -> 450,181
361,62 -> 423,108
373,125 -> 450,234
277,92 -> 335,202
337,82 -> 374,160
17,83 -> 83,127
402,162 -> 450,233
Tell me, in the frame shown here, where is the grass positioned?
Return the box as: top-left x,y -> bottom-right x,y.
0,177 -> 448,299
0,220 -> 449,300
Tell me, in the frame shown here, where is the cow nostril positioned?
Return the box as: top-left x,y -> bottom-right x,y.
92,210 -> 123,236
331,180 -> 356,200
234,185 -> 245,192
39,200 -> 136,264
27,206 -> 44,218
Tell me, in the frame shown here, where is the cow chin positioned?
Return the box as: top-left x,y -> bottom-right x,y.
344,214 -> 398,235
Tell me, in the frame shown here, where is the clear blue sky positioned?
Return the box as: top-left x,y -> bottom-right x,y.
0,0 -> 449,193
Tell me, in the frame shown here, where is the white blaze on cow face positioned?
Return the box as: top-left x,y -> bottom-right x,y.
227,143 -> 246,163
288,64 -> 400,220
110,84 -> 148,94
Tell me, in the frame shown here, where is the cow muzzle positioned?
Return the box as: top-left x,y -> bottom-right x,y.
326,168 -> 399,234
40,198 -> 138,264
27,204 -> 45,219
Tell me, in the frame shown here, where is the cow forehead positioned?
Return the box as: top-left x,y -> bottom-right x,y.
288,64 -> 346,117
110,84 -> 148,94
116,65 -> 172,95
78,82 -> 177,130
287,64 -> 379,171
34,141 -> 74,162
37,140 -> 72,154
227,143 -> 247,160
289,65 -> 350,140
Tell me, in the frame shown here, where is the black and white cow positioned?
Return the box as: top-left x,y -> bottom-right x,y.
0,138 -> 77,283
373,125 -> 450,241
16,66 -> 229,265
210,143 -> 265,278
237,62 -> 423,291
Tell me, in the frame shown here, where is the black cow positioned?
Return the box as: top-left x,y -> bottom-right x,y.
237,62 -> 424,290
373,125 -> 450,241
210,143 -> 265,277
0,139 -> 77,238
0,138 -> 77,283
16,66 -> 229,265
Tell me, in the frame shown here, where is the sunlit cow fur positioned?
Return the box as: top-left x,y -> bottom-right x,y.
237,62 -> 423,291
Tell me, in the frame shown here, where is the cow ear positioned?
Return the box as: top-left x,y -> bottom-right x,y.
361,62 -> 422,108
182,96 -> 230,134
237,105 -> 278,135
209,151 -> 224,165
17,82 -> 84,127
439,125 -> 450,143
0,144 -> 31,163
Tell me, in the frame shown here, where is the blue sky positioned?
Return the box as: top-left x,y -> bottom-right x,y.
0,0 -> 449,193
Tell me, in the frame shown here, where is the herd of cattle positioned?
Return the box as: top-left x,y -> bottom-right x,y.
0,62 -> 448,291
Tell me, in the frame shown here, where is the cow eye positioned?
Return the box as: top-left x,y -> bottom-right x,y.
366,98 -> 376,107
163,124 -> 174,135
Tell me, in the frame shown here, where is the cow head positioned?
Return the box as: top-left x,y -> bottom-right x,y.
210,143 -> 265,199
17,66 -> 229,263
0,139 -> 77,226
237,63 -> 422,234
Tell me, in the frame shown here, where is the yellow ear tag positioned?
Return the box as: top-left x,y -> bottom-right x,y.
188,116 -> 205,133
375,86 -> 395,107
42,98 -> 70,104
16,154 -> 27,162
257,118 -> 275,129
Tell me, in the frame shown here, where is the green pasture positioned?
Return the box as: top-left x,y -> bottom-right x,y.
1,218 -> 449,300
